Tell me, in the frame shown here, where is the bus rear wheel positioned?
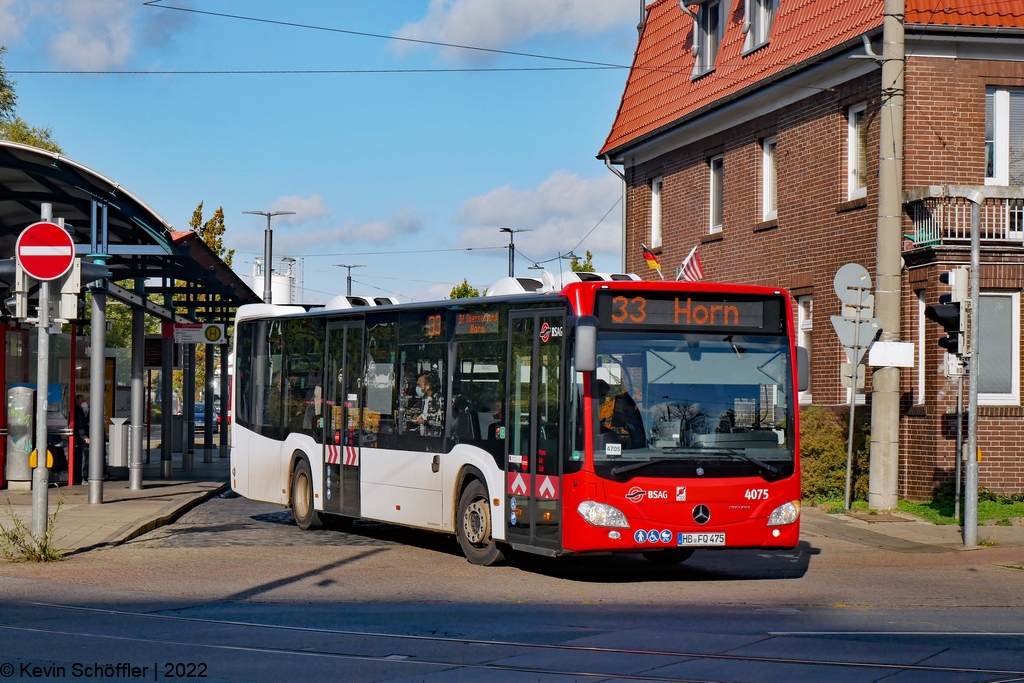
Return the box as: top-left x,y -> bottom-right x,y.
457,479 -> 504,566
291,458 -> 322,530
642,549 -> 695,564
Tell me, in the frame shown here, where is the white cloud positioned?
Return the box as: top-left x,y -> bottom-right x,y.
267,194 -> 332,225
456,170 -> 622,260
0,0 -> 28,44
394,0 -> 636,61
233,205 -> 425,252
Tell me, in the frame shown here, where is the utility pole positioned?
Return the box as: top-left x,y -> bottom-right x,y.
243,210 -> 295,304
500,228 -> 531,278
334,264 -> 365,296
868,0 -> 905,512
963,190 -> 984,547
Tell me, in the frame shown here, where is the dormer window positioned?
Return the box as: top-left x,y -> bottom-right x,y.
745,0 -> 778,52
692,1 -> 722,78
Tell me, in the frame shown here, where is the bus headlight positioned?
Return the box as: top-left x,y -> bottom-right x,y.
577,501 -> 630,528
767,501 -> 801,526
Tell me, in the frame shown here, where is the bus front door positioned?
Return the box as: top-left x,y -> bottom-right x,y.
324,321 -> 364,518
505,310 -> 565,552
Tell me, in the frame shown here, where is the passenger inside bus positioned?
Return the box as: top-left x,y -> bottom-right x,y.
412,372 -> 444,437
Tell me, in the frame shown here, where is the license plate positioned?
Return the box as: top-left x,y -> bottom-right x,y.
678,532 -> 725,546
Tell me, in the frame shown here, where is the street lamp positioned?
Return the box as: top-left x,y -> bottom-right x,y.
499,228 -> 532,278
243,210 -> 296,304
334,263 -> 365,296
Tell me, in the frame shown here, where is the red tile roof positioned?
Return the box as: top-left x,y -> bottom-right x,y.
600,0 -> 1024,157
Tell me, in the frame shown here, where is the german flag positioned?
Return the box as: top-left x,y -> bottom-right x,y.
641,244 -> 664,279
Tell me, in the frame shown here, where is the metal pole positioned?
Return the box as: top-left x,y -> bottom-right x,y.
183,341 -> 194,474
204,342 -> 214,463
88,288 -> 106,504
161,289 -> 173,479
30,281 -> 50,540
219,341 -> 229,459
845,288 -> 864,511
954,373 -> 963,522
263,214 -> 273,304
146,369 -> 152,464
129,279 -> 145,490
964,192 -> 983,546
868,0 -> 905,512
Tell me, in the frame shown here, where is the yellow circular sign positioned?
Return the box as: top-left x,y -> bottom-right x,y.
204,325 -> 222,343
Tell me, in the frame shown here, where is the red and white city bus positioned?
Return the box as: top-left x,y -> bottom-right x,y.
230,275 -> 807,565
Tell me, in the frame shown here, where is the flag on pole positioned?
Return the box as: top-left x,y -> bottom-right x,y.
676,245 -> 705,282
641,244 -> 664,279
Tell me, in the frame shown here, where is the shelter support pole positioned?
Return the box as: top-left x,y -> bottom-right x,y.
868,0 -> 905,512
204,342 -> 214,463
219,341 -> 229,459
129,279 -> 145,490
182,339 -> 194,474
88,288 -> 106,504
161,286 -> 173,479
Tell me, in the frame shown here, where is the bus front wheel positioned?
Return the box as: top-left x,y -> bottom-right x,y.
457,479 -> 504,566
291,458 -> 322,530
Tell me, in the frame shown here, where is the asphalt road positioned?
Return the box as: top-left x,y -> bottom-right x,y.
0,493 -> 1022,682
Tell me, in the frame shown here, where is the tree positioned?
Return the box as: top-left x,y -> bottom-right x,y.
570,250 -> 596,273
190,201 -> 234,267
0,46 -> 62,153
449,279 -> 481,299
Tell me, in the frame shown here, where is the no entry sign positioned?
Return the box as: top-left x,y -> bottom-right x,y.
16,221 -> 75,281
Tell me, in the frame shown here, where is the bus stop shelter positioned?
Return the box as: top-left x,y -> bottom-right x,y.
0,140 -> 259,502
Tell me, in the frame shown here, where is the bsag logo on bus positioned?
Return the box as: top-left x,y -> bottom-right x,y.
539,322 -> 563,343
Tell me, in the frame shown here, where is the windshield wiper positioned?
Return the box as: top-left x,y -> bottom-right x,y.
610,458 -> 674,477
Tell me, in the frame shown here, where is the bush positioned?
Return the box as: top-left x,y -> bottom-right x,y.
799,406 -> 869,503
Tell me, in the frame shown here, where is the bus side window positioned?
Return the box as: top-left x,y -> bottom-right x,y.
398,343 -> 446,452
235,322 -> 255,429
281,317 -> 325,441
253,319 -> 285,440
364,317 -> 397,449
452,340 -> 507,469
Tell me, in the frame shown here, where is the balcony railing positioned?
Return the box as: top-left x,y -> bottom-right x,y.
905,185 -> 1024,247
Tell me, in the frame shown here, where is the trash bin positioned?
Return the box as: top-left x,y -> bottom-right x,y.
108,417 -> 129,467
5,387 -> 33,489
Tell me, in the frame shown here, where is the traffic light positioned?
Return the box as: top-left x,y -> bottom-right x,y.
925,268 -> 968,356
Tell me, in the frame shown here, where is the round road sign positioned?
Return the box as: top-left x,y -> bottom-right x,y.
16,221 -> 75,281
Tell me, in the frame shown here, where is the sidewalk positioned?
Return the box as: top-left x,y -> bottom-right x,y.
0,451 -> 229,554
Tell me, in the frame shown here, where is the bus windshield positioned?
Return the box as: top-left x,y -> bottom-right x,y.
590,331 -> 794,480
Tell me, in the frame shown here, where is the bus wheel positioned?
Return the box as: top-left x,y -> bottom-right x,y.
642,549 -> 695,564
291,458 -> 322,530
457,479 -> 504,566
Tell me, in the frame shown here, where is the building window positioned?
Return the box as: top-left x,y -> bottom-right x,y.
651,176 -> 663,249
978,292 -> 1020,405
985,87 -> 1024,186
762,137 -> 777,221
797,295 -> 812,405
917,290 -> 926,405
693,1 -> 721,77
847,103 -> 868,200
745,0 -> 778,51
709,155 -> 724,233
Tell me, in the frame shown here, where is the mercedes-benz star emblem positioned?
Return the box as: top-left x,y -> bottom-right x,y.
692,504 -> 711,525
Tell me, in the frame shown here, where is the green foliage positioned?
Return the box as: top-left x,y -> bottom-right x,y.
799,406 -> 869,503
570,250 -> 596,273
898,482 -> 1024,525
449,279 -> 481,299
0,495 -> 65,562
0,47 -> 62,153
191,201 -> 234,267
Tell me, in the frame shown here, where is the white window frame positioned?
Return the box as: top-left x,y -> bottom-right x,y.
692,1 -> 722,78
744,0 -> 778,53
847,103 -> 868,201
797,295 -> 812,405
917,290 -> 926,405
978,291 -> 1020,406
762,136 -> 778,221
651,176 -> 663,249
709,155 -> 724,234
986,88 -> 1010,186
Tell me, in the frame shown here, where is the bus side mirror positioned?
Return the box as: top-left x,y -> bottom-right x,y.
796,346 -> 809,393
574,316 -> 598,373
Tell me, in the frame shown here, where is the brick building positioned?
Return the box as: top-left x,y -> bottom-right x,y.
600,0 -> 1024,498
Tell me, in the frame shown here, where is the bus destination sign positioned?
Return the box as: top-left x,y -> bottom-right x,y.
596,292 -> 780,334
455,311 -> 499,336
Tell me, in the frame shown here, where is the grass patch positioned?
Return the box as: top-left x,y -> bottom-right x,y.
898,485 -> 1024,525
0,495 -> 65,562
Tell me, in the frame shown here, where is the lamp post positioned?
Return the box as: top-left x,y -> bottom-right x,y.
243,210 -> 295,304
334,264 -> 365,296
499,228 -> 531,278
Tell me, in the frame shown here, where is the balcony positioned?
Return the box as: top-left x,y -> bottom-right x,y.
905,185 -> 1024,247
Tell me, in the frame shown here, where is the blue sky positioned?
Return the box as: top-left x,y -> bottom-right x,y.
2,0 -> 643,302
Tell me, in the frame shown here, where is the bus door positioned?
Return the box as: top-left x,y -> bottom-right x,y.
324,321 -> 364,518
505,309 -> 565,551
